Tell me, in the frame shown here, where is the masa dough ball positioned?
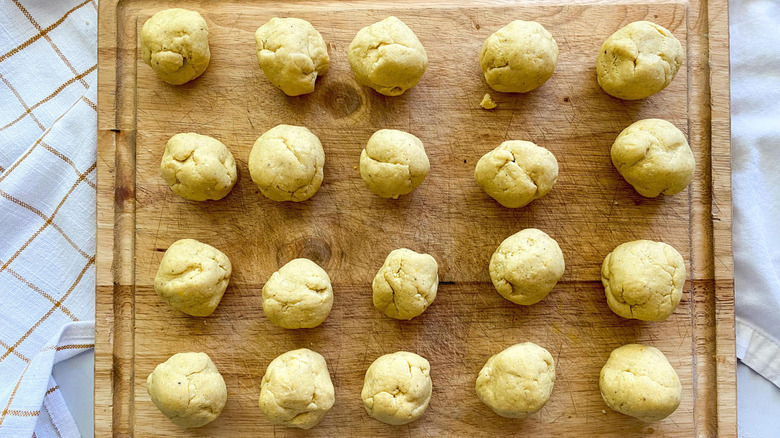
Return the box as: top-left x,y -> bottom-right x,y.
475,140 -> 558,208
476,342 -> 555,418
489,228 -> 565,305
154,239 -> 232,317
146,352 -> 227,428
140,9 -> 210,85
160,133 -> 237,201
599,344 -> 682,421
601,240 -> 685,321
479,20 -> 559,93
255,17 -> 330,96
372,248 -> 438,320
360,129 -> 430,199
262,258 -> 333,329
248,124 -> 324,202
348,16 -> 428,96
611,119 -> 695,197
258,348 -> 335,429
597,21 -> 684,100
361,351 -> 432,425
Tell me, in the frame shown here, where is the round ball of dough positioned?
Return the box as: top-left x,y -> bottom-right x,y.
474,140 -> 558,208
611,119 -> 695,197
262,258 -> 333,329
476,342 -> 556,418
597,21 -> 684,100
601,240 -> 685,321
140,9 -> 210,85
160,133 -> 237,201
348,16 -> 428,96
146,352 -> 227,428
255,17 -> 330,96
372,248 -> 438,320
360,129 -> 430,199
479,20 -> 559,93
361,351 -> 432,425
258,348 -> 335,429
249,124 -> 324,202
489,228 -> 565,305
154,239 -> 232,317
600,344 -> 682,421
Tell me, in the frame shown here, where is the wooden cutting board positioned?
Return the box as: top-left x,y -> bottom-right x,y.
96,0 -> 734,436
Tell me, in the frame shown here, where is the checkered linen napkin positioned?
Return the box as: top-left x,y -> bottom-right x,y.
0,0 -> 97,437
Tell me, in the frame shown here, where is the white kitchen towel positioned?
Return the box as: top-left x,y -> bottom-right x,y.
0,0 -> 97,437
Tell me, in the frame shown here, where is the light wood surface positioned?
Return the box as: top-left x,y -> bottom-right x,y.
96,0 -> 735,436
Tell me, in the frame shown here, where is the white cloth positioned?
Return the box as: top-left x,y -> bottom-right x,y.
0,0 -> 97,437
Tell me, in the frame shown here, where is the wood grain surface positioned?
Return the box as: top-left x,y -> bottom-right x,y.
96,0 -> 735,436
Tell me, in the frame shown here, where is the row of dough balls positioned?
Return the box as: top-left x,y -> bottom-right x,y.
146,343 -> 682,429
142,10 -> 683,101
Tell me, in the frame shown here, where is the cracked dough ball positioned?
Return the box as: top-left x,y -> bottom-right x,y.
262,258 -> 333,329
611,119 -> 695,197
489,228 -> 565,305
147,352 -> 227,428
154,239 -> 232,317
141,9 -> 210,85
479,20 -> 559,93
600,344 -> 682,421
249,124 -> 324,202
348,16 -> 428,96
160,133 -> 237,201
597,21 -> 684,100
476,342 -> 555,418
475,140 -> 558,208
255,17 -> 329,96
601,240 -> 685,321
258,348 -> 335,429
360,129 -> 430,199
361,351 -> 432,425
372,248 -> 438,320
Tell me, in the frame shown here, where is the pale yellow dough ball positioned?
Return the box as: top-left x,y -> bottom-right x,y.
597,21 -> 684,100
480,20 -> 559,93
348,16 -> 428,96
599,344 -> 682,421
258,348 -> 335,429
154,239 -> 231,317
160,133 -> 237,201
476,342 -> 556,418
601,240 -> 686,321
360,129 -> 430,199
140,9 -> 210,85
255,17 -> 330,96
262,258 -> 333,329
372,248 -> 438,320
147,352 -> 227,428
361,351 -> 432,425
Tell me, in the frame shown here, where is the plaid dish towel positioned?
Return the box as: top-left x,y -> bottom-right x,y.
0,0 -> 97,437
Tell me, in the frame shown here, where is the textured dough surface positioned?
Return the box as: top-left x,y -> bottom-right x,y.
599,344 -> 682,422
476,342 -> 556,418
262,258 -> 333,329
597,21 -> 683,100
140,8 -> 210,85
372,248 -> 438,320
611,119 -> 695,197
360,129 -> 430,199
489,228 -> 565,305
248,124 -> 325,202
475,140 -> 558,208
146,352 -> 227,428
160,133 -> 237,201
601,239 -> 686,321
479,20 -> 558,93
255,17 -> 329,96
154,239 -> 232,317
348,16 -> 427,96
361,351 -> 432,425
